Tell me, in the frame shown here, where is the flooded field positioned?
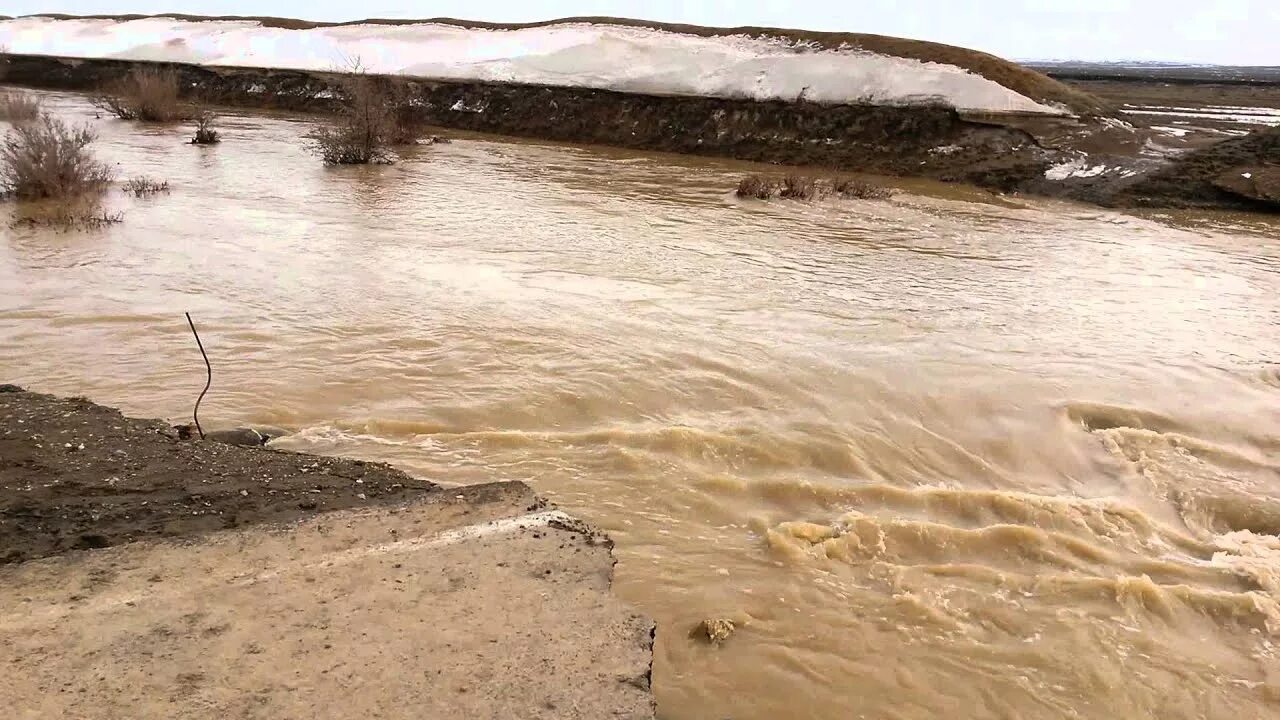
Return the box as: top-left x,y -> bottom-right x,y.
4,90 -> 1280,719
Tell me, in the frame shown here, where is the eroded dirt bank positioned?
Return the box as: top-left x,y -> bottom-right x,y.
2,52 -> 1068,191
0,386 -> 655,719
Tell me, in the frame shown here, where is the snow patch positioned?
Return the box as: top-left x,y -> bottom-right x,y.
0,16 -> 1065,114
1121,108 -> 1280,126
1044,159 -> 1109,180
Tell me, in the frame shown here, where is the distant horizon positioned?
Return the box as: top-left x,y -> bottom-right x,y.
1,1 -> 1276,66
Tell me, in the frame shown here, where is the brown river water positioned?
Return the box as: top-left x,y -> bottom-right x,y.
4,91 -> 1280,719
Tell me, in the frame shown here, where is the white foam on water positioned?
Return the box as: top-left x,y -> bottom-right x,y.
0,16 -> 1065,114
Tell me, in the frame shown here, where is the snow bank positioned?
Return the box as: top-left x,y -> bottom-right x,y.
0,16 -> 1064,114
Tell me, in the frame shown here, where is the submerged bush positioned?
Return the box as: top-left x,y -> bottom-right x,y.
190,111 -> 221,144
123,176 -> 170,197
10,201 -> 122,231
779,174 -> 819,200
308,64 -> 425,165
0,90 -> 40,123
734,173 -> 895,202
736,174 -> 775,199
832,177 -> 895,200
0,112 -> 113,200
92,67 -> 185,122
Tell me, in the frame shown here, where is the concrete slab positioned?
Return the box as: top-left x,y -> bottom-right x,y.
0,482 -> 655,719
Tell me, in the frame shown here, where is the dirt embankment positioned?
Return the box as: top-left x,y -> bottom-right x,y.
0,385 -> 439,563
0,385 -> 656,719
1,52 -> 1065,191
1117,126 -> 1280,209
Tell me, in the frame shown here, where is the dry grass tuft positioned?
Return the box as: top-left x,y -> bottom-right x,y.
0,90 -> 41,123
190,111 -> 221,144
92,68 -> 186,122
832,177 -> 895,200
123,176 -> 170,197
736,174 -> 775,199
1,113 -> 114,200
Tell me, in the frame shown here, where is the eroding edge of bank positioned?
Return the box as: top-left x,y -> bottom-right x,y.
0,385 -> 656,718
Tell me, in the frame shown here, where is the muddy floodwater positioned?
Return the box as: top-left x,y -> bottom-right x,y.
4,91 -> 1280,719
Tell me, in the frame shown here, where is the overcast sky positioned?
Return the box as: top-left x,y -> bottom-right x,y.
2,0 -> 1276,65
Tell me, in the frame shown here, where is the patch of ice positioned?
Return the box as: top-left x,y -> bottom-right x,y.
0,16 -> 1066,114
1243,172 -> 1253,179
1150,125 -> 1190,137
1121,108 -> 1280,126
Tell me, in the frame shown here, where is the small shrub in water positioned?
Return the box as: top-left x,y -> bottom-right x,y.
307,62 -> 425,165
736,175 -> 775,199
92,68 -> 185,122
0,112 -> 113,200
9,199 -> 123,231
123,176 -> 170,197
779,174 -> 819,200
833,177 -> 894,200
191,111 -> 221,145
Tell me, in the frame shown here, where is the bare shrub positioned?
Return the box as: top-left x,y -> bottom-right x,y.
779,174 -> 819,200
833,177 -> 895,200
0,113 -> 113,200
123,176 -> 170,197
308,63 -> 426,164
385,102 -> 428,145
736,175 -> 776,199
0,90 -> 40,123
190,111 -> 221,144
92,67 -> 185,122
10,200 -> 122,231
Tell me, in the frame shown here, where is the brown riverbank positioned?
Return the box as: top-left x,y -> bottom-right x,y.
0,386 -> 655,718
0,385 -> 440,563
4,52 -> 1277,213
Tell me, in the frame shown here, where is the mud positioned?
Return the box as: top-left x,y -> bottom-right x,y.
0,386 -> 438,563
1118,126 -> 1280,210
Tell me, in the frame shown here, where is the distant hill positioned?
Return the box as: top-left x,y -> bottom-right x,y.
1025,60 -> 1280,85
